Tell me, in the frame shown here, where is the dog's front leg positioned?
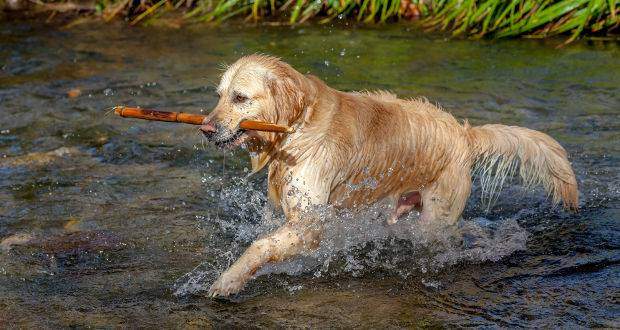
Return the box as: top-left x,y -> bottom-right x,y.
208,167 -> 330,297
208,221 -> 321,297
207,224 -> 314,296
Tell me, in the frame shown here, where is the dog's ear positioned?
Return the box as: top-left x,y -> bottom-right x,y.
265,75 -> 306,125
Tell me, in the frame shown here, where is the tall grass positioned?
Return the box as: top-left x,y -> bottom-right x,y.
423,0 -> 619,43
33,0 -> 620,41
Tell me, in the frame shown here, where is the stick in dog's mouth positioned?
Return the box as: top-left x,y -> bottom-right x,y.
112,106 -> 295,133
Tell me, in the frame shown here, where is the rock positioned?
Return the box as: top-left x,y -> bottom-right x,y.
0,147 -> 81,167
4,0 -> 29,11
63,218 -> 82,233
67,88 -> 82,98
1,233 -> 33,252
38,231 -> 121,255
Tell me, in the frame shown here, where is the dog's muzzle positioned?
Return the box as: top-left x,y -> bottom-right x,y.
199,121 -> 246,149
199,122 -> 217,138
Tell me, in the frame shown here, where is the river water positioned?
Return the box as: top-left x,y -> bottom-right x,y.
1,21 -> 618,327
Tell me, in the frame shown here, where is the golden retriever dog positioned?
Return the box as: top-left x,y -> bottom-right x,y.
200,54 -> 578,297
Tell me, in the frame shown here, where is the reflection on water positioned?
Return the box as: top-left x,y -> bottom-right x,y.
1,21 -> 619,327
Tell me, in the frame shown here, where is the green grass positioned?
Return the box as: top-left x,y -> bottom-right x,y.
33,0 -> 620,41
423,0 -> 619,43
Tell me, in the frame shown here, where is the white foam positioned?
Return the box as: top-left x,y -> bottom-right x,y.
174,175 -> 528,296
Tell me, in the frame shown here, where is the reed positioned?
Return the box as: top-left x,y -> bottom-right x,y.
423,0 -> 619,43
25,0 -> 620,42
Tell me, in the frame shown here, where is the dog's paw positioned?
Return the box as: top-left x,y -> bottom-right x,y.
208,271 -> 247,297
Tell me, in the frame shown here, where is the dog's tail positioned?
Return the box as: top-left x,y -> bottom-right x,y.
466,123 -> 578,211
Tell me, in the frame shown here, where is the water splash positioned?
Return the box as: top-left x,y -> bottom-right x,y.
174,176 -> 529,296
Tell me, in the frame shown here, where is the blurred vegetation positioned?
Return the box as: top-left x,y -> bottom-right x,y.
4,0 -> 619,42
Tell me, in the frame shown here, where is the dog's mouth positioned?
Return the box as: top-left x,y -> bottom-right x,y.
200,122 -> 259,150
213,129 -> 248,149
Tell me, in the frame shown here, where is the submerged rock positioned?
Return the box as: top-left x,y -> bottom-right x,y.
0,233 -> 33,252
36,231 -> 122,255
67,88 -> 82,98
0,147 -> 81,168
3,0 -> 29,11
63,218 -> 82,233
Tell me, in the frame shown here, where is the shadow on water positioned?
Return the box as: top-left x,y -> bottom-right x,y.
0,21 -> 619,327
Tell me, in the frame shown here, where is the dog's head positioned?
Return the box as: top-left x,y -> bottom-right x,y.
200,55 -> 312,149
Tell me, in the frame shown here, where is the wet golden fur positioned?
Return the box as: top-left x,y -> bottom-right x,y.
204,54 -> 578,296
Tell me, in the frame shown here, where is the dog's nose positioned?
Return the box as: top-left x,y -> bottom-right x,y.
199,123 -> 217,134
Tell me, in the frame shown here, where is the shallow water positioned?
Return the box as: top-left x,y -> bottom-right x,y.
1,21 -> 619,327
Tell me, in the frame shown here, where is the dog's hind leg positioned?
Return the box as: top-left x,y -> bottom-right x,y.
419,165 -> 472,228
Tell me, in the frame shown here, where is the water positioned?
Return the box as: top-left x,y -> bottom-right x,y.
1,21 -> 619,327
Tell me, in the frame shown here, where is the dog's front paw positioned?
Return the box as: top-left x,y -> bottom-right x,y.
208,270 -> 247,297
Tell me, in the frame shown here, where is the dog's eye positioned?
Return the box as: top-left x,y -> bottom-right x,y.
233,93 -> 248,104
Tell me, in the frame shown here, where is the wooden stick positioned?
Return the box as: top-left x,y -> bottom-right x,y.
113,106 -> 295,133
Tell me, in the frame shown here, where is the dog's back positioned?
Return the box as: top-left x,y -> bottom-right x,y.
286,80 -> 578,219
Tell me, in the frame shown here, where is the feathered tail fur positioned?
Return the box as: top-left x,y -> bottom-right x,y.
466,124 -> 578,211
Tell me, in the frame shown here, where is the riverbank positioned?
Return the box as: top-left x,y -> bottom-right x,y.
2,0 -> 619,43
